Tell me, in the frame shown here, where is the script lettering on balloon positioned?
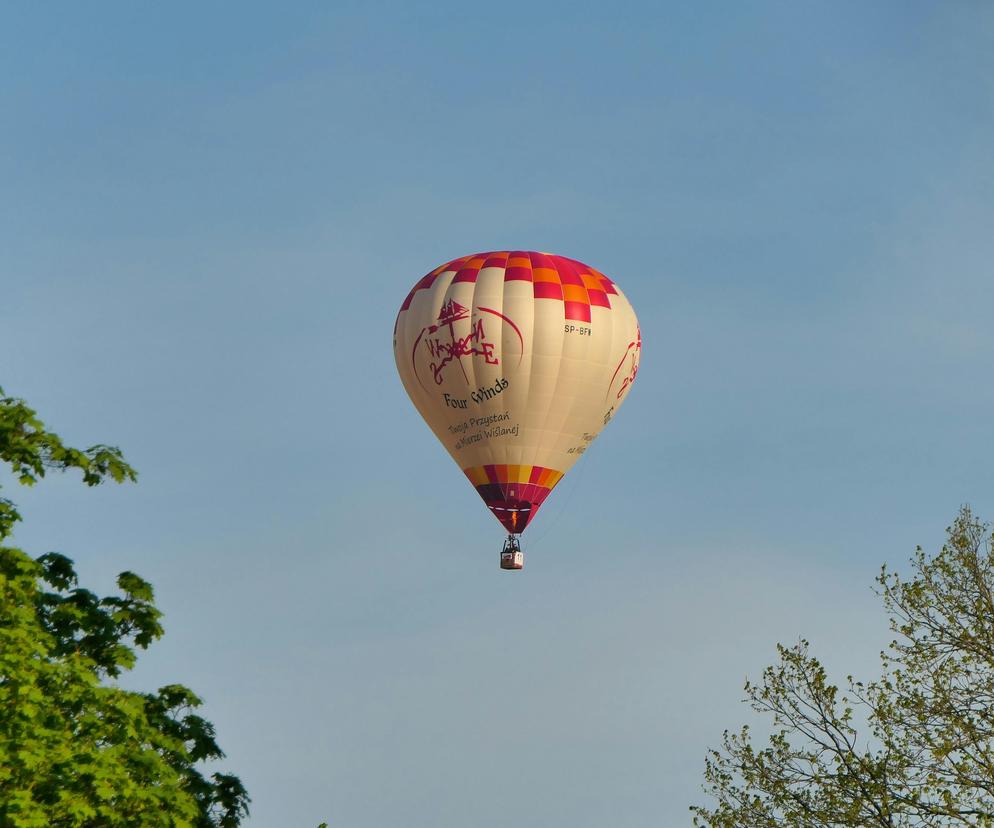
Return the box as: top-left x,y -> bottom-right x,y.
606,326 -> 642,401
410,300 -> 524,391
426,317 -> 497,385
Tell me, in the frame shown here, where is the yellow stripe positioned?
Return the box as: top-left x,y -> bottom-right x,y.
464,465 -> 564,488
464,466 -> 489,486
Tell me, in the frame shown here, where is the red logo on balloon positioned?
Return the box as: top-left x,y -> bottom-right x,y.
607,326 -> 641,401
411,300 -> 524,390
424,300 -> 498,385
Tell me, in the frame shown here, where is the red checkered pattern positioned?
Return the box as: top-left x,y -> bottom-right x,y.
396,251 -> 619,325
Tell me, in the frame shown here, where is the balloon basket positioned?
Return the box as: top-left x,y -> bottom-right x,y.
500,535 -> 524,570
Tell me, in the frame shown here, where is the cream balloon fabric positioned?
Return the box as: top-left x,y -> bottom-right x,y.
393,251 -> 640,534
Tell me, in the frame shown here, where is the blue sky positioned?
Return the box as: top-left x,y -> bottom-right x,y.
2,2 -> 993,825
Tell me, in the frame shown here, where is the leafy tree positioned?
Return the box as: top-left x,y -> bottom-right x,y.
692,507 -> 994,827
0,387 -> 249,827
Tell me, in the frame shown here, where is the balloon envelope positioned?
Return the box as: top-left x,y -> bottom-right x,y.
393,251 -> 640,534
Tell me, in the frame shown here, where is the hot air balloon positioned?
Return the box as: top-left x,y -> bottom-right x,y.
393,251 -> 640,569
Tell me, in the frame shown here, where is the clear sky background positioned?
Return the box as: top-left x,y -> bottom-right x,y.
2,2 -> 993,826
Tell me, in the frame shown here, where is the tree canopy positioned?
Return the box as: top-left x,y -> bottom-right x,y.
0,387 -> 249,827
692,507 -> 994,827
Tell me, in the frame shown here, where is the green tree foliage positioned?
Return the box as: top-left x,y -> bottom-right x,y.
0,388 -> 249,827
692,507 -> 994,827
